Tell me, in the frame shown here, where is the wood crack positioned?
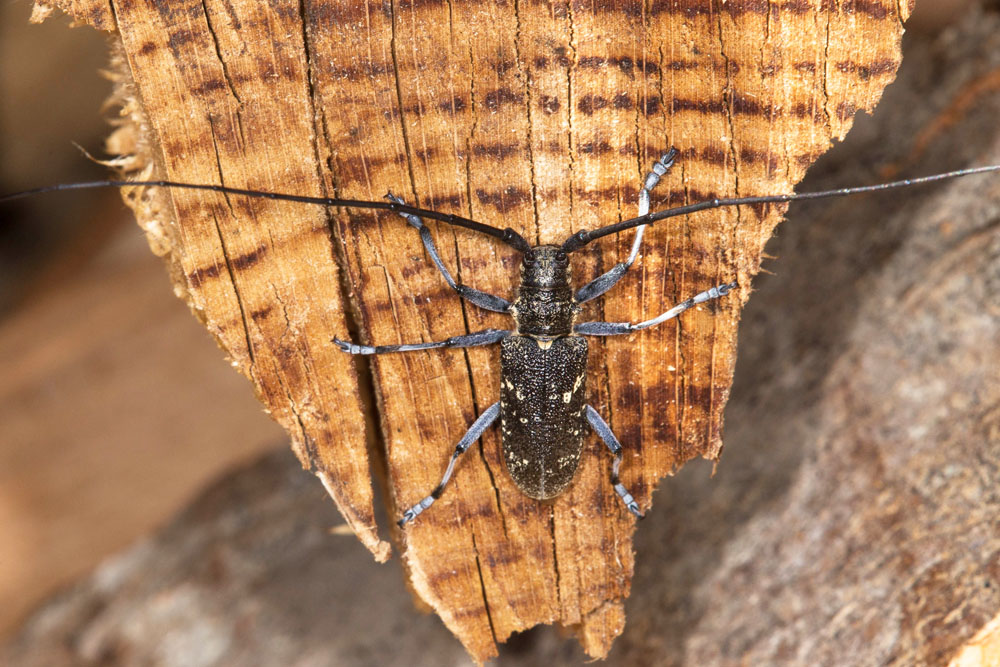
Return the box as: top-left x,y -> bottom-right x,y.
205,120 -> 256,368
470,531 -> 499,646
820,8 -> 835,135
512,0 -> 541,243
200,0 -> 243,107
388,0 -> 418,199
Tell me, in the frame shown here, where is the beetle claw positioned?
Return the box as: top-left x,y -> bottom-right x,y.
332,338 -> 369,355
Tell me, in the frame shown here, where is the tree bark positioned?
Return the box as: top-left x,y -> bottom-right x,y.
27,0 -> 914,660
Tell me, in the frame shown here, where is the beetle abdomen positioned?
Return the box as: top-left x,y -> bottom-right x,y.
499,335 -> 588,499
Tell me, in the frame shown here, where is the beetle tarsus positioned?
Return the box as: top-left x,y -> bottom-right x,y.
332,338 -> 369,355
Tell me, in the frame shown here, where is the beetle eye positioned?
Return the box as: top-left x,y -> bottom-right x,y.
524,250 -> 536,262
555,251 -> 567,261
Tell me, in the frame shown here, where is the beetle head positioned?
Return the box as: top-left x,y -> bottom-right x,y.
520,245 -> 570,289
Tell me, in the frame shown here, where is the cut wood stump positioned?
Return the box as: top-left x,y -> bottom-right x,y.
27,0 -> 915,660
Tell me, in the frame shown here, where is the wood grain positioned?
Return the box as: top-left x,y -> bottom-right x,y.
31,0 -> 912,660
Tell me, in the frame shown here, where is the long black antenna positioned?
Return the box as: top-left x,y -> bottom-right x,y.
6,165 -> 1000,255
560,164 -> 1000,252
0,179 -> 532,253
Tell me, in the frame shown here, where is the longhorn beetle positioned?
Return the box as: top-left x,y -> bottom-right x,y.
6,152 -> 1000,526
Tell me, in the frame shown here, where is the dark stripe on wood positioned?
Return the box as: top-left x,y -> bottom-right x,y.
472,142 -> 522,160
698,146 -> 727,166
230,244 -> 268,271
422,193 -> 464,210
539,95 -> 561,114
166,29 -> 196,52
732,93 -> 774,117
317,61 -> 392,82
187,263 -> 223,288
578,94 -> 662,116
475,187 -> 531,211
578,95 -> 608,115
790,101 -> 827,123
738,148 -> 781,172
578,140 -> 615,155
835,0 -> 892,20
334,152 -> 407,186
438,95 -> 467,114
671,97 -> 726,114
483,88 -> 524,111
250,305 -> 273,321
665,59 -> 702,71
194,78 -> 228,96
835,58 -> 899,80
414,147 -> 437,163
576,55 -> 661,77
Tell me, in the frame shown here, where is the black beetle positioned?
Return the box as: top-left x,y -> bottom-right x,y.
6,152 -> 1000,526
334,150 -> 735,525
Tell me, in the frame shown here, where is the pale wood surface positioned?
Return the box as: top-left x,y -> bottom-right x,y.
28,0 -> 910,660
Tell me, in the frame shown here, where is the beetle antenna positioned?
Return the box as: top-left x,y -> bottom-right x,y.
560,163 -> 1000,252
0,179 -> 532,253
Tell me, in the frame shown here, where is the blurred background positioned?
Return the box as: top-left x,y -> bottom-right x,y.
0,0 -> 284,639
0,0 -> 983,644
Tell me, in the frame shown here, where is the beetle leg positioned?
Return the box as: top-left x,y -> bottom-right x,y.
573,149 -> 678,304
574,281 -> 737,336
334,328 -> 510,355
386,193 -> 511,313
398,402 -> 501,527
584,405 -> 643,518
